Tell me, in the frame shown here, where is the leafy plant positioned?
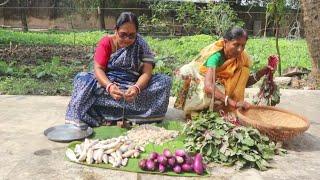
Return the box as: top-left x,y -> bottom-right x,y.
0,56 -> 82,95
140,1 -> 243,36
183,111 -> 281,170
197,3 -> 244,36
32,56 -> 72,80
0,61 -> 14,76
153,59 -> 174,76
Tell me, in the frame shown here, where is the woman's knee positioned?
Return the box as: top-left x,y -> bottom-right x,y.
158,74 -> 172,87
74,72 -> 93,84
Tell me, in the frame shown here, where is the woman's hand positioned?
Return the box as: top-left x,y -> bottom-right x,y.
109,84 -> 123,101
228,99 -> 251,110
204,82 -> 213,95
204,68 -> 216,95
124,86 -> 139,102
235,101 -> 251,110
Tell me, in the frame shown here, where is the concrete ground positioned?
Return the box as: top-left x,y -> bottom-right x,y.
0,88 -> 319,180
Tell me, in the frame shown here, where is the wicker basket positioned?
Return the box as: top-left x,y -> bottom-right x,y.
236,105 -> 310,141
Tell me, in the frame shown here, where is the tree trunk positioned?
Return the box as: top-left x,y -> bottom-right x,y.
98,0 -> 106,30
275,20 -> 281,76
264,13 -> 268,38
18,0 -> 28,32
300,0 -> 320,80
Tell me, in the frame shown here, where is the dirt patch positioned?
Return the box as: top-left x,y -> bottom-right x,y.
0,44 -> 94,65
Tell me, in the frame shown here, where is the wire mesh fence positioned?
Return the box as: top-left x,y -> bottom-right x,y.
0,1 -> 304,38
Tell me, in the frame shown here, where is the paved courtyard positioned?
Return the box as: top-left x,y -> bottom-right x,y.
0,89 -> 319,180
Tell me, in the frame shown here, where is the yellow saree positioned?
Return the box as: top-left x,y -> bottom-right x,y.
175,39 -> 251,114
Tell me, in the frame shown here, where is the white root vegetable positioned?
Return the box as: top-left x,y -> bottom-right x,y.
119,144 -> 129,153
74,144 -> 82,157
105,148 -> 116,154
99,139 -> 111,144
86,148 -> 94,164
121,158 -> 128,166
110,152 -> 117,159
78,149 -> 87,162
109,156 -> 115,165
66,148 -> 78,162
114,158 -> 122,167
96,149 -> 104,164
102,154 -> 109,164
133,150 -> 140,158
83,139 -> 90,150
138,146 -> 145,152
66,134 -> 145,167
106,140 -> 121,149
93,150 -> 100,162
116,150 -> 122,158
122,150 -> 136,158
127,144 -> 135,151
88,139 -> 99,149
109,153 -> 121,167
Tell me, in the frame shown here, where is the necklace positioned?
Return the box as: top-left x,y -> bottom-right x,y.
111,36 -> 118,53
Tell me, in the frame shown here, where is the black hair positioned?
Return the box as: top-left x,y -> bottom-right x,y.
115,12 -> 139,31
223,27 -> 248,41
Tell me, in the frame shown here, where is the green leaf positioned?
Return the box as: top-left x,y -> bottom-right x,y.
214,129 -> 226,138
6,67 -> 14,75
262,149 -> 274,160
241,146 -> 250,151
257,144 -> 265,152
224,149 -> 234,157
234,132 -> 243,141
207,144 -> 213,156
242,154 -> 256,162
235,159 -> 246,169
36,71 -> 46,79
242,137 -> 255,146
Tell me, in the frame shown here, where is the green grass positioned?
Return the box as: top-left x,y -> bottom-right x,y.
246,38 -> 311,72
148,35 -> 311,73
0,29 -> 106,46
0,77 -> 73,95
146,35 -> 217,68
0,56 -> 82,95
0,29 -> 312,95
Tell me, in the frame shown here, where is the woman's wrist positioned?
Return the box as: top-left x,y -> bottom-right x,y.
106,82 -> 114,93
227,98 -> 237,108
132,84 -> 141,94
262,66 -> 270,75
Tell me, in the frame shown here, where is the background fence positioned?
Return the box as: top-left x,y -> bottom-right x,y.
0,0 -> 304,39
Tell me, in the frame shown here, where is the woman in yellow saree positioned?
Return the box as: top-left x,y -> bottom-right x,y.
175,27 -> 272,117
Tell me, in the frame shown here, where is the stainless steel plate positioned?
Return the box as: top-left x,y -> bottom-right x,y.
44,124 -> 93,142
